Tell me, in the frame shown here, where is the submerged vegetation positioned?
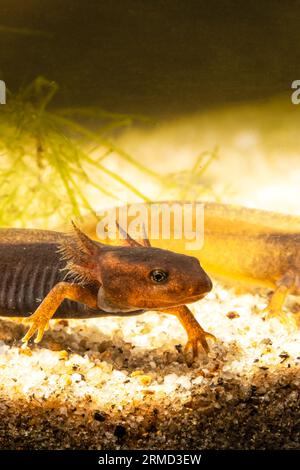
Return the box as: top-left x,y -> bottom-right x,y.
0,77 -> 215,227
0,77 -> 160,226
163,147 -> 218,200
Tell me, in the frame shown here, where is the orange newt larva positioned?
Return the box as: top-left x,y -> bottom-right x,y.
81,201 -> 300,322
0,223 -> 213,363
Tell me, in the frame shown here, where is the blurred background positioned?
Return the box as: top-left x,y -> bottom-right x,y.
2,0 -> 300,115
1,0 -> 300,226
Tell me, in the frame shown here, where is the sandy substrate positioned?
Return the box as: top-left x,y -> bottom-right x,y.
0,283 -> 299,450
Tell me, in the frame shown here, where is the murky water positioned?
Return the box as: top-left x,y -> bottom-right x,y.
1,1 -> 299,116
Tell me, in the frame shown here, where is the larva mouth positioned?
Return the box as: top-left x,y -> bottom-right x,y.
183,292 -> 208,303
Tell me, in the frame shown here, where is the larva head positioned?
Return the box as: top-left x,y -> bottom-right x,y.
60,223 -> 212,312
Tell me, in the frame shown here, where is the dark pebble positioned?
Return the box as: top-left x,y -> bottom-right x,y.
94,412 -> 106,422
114,425 -> 126,439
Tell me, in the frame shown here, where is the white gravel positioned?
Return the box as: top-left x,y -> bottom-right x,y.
0,282 -> 299,449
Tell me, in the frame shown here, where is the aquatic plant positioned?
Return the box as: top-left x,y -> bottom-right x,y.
0,77 -> 159,227
163,147 -> 219,200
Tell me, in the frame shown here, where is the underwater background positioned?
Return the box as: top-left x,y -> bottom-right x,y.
1,0 -> 299,116
1,0 -> 300,227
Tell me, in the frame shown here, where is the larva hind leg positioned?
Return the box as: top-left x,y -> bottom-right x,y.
264,270 -> 299,326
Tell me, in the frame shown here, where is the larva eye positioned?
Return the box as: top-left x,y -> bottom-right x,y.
149,269 -> 169,283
